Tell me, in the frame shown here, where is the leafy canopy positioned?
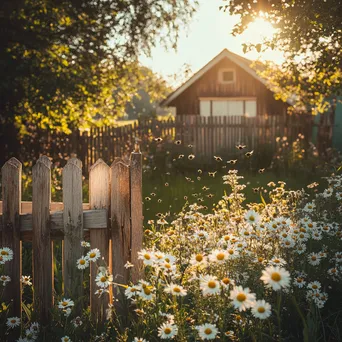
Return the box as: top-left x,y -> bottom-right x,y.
223,0 -> 342,113
0,0 -> 197,134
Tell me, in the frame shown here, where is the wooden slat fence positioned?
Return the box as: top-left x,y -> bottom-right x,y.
0,147 -> 143,332
3,113 -> 328,172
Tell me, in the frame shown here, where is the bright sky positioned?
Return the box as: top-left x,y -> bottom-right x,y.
140,0 -> 284,85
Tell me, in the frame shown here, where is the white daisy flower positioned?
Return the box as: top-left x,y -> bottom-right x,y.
87,248 -> 101,262
244,210 -> 261,225
260,266 -> 290,291
293,276 -> 306,288
199,275 -> 221,296
164,283 -> 187,296
137,249 -> 155,266
61,336 -> 71,342
190,253 -> 207,266
157,323 -> 178,339
226,245 -> 239,259
295,243 -> 307,254
125,285 -> 140,299
81,241 -> 91,247
95,272 -> 113,288
124,261 -> 134,269
209,249 -> 228,263
307,281 -> 321,291
194,230 -> 209,240
322,188 -> 333,198
164,254 -> 176,264
138,283 -> 154,300
229,286 -> 256,311
269,257 -> 287,267
6,316 -> 20,328
21,275 -> 32,286
58,298 -> 74,310
29,322 -> 39,334
76,256 -> 89,269
221,276 -> 235,290
307,253 -> 321,266
196,323 -> 218,340
303,202 -> 316,212
0,275 -> 11,286
133,338 -> 147,342
0,247 -> 13,263
251,299 -> 272,319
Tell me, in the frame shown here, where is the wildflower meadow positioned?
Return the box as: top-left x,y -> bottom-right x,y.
1,156 -> 342,341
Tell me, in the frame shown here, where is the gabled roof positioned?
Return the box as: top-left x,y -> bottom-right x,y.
162,49 -> 270,107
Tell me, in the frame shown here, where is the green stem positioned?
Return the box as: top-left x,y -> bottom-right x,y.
291,296 -> 309,342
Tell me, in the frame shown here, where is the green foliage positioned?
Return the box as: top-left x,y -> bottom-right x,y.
223,0 -> 342,113
0,0 -> 197,134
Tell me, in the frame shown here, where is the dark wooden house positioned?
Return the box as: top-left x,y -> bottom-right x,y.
161,49 -> 289,117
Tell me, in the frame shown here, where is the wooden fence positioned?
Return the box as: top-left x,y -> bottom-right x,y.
0,146 -> 143,328
2,113 -> 332,174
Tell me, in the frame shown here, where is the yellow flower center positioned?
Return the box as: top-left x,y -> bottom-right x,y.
258,307 -> 265,313
100,276 -> 107,282
204,328 -> 212,335
89,252 -> 96,258
173,287 -> 181,293
62,301 -> 68,306
308,223 -> 313,228
80,259 -> 85,265
224,235 -> 230,241
237,293 -> 246,302
144,254 -> 151,260
1,251 -> 8,255
222,277 -> 230,285
312,285 -> 318,289
311,256 -> 316,261
164,328 -> 172,334
195,254 -> 203,262
249,216 -> 255,222
216,253 -> 225,260
258,257 -> 263,262
271,272 -> 281,282
143,287 -> 151,295
10,319 -> 16,323
208,281 -> 217,289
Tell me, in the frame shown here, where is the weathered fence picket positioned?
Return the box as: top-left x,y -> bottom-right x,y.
32,156 -> 53,324
0,148 -> 143,334
111,159 -> 131,304
1,158 -> 22,342
63,158 -> 83,311
89,159 -> 111,322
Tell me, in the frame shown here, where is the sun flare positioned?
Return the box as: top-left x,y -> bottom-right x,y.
242,17 -> 277,43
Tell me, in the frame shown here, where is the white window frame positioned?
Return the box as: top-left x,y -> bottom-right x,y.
199,97 -> 257,117
218,68 -> 236,84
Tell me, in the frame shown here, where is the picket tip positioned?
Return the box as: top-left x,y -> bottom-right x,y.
111,158 -> 129,168
89,158 -> 109,171
33,155 -> 51,170
2,157 -> 22,171
65,157 -> 82,169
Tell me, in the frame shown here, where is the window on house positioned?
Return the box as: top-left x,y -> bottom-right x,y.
200,99 -> 257,117
219,69 -> 236,84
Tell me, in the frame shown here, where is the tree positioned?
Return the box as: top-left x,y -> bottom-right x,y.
223,0 -> 342,113
0,0 -> 197,146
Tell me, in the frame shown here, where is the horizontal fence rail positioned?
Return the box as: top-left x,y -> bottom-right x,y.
0,148 -> 143,331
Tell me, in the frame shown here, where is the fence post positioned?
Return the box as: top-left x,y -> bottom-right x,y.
130,144 -> 143,283
1,158 -> 22,341
111,158 -> 130,304
89,159 -> 111,323
32,156 -> 53,324
62,158 -> 83,312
